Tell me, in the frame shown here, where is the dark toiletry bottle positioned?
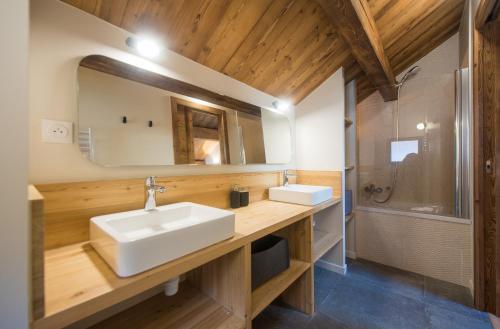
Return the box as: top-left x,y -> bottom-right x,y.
239,187 -> 249,207
230,185 -> 241,209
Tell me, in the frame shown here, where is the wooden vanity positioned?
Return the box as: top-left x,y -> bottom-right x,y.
30,171 -> 343,329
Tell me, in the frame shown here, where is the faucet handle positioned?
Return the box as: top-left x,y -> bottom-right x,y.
145,176 -> 166,192
145,176 -> 156,187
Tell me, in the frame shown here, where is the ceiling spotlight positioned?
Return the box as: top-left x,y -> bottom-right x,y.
416,122 -> 426,130
126,36 -> 163,58
272,100 -> 291,111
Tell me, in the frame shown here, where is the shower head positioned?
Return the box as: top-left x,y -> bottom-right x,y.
397,66 -> 420,86
404,66 -> 420,78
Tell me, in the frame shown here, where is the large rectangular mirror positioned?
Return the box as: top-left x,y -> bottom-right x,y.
77,55 -> 292,166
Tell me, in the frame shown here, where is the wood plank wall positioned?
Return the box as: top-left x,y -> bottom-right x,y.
473,13 -> 500,312
35,170 -> 343,251
292,170 -> 343,199
29,185 -> 45,320
36,172 -> 282,250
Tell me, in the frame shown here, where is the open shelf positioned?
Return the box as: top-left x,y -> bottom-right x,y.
33,201 -> 336,329
89,284 -> 244,329
251,259 -> 310,319
328,197 -> 342,206
346,213 -> 354,223
313,230 -> 342,262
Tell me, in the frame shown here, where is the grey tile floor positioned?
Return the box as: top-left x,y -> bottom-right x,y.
253,259 -> 492,329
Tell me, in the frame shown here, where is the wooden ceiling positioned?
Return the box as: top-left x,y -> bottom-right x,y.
62,0 -> 464,104
352,0 -> 465,101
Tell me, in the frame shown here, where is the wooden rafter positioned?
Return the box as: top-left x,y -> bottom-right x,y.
475,0 -> 500,29
79,55 -> 262,117
316,0 -> 398,101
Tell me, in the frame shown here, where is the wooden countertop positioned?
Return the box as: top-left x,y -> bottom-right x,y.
34,198 -> 340,329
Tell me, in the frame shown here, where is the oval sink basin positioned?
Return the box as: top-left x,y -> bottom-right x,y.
90,202 -> 235,277
269,184 -> 333,206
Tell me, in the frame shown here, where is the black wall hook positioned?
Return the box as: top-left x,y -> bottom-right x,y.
122,116 -> 127,124
148,120 -> 153,127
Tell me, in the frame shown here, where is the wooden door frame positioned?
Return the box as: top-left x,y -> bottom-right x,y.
170,97 -> 231,164
473,0 -> 500,313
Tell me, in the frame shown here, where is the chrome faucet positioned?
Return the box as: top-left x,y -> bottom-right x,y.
283,170 -> 296,187
145,176 -> 166,211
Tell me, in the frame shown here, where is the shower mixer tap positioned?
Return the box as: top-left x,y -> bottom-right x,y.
364,184 -> 384,195
364,184 -> 376,194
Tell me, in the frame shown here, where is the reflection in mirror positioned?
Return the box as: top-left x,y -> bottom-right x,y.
77,55 -> 292,166
237,111 -> 266,164
170,97 -> 231,165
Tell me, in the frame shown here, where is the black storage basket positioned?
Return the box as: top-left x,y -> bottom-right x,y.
251,235 -> 290,290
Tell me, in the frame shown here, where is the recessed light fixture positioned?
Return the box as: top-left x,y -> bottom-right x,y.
416,122 -> 426,130
272,100 -> 291,112
126,36 -> 163,58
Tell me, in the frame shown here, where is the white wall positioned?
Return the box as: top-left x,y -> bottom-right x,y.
262,109 -> 293,164
294,68 -> 346,272
30,0 -> 294,184
0,1 -> 29,328
295,68 -> 345,171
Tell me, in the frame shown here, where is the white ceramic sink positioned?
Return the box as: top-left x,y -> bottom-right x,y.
269,184 -> 333,206
90,202 -> 235,277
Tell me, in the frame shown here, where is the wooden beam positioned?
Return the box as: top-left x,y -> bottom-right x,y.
192,127 -> 219,140
475,0 -> 500,30
79,55 -> 262,117
316,0 -> 398,101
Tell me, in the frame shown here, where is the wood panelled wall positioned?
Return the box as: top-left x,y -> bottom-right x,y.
473,7 -> 500,313
29,186 -> 45,320
36,172 -> 282,250
292,170 -> 343,199
35,170 -> 344,251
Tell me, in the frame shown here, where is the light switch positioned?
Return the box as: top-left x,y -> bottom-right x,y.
42,119 -> 73,144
